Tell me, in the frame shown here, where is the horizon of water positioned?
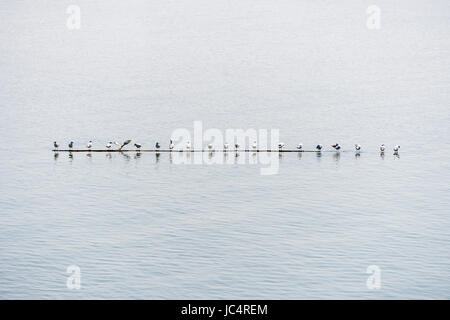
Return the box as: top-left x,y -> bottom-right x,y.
0,0 -> 449,299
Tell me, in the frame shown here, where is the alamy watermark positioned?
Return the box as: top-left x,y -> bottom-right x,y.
66,265 -> 81,289
169,121 -> 281,175
66,5 -> 81,30
366,265 -> 381,289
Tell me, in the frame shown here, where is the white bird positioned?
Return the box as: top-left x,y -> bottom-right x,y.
186,140 -> 191,150
53,141 -> 59,149
106,142 -> 112,149
380,144 -> 386,152
169,139 -> 174,150
86,141 -> 92,149
224,143 -> 229,150
296,143 -> 303,150
316,144 -> 322,151
278,142 -> 286,150
355,144 -> 361,151
332,143 -> 341,151
252,141 -> 257,149
393,145 -> 400,153
113,141 -> 120,148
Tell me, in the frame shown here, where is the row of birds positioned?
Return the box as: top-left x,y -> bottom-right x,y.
54,140 -> 400,153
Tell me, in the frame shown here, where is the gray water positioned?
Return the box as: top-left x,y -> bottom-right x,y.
0,0 -> 449,299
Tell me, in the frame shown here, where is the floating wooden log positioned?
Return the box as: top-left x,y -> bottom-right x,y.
52,149 -> 339,153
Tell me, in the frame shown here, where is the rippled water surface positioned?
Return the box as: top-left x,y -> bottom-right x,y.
0,0 -> 449,299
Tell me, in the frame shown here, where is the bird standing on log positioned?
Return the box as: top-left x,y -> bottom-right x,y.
169,139 -> 174,150
54,141 -> 59,150
106,142 -> 112,149
155,142 -> 160,150
86,141 -> 92,149
332,143 -> 341,151
119,140 -> 131,150
316,144 -> 323,151
355,144 -> 361,151
393,145 -> 400,153
134,143 -> 142,150
68,141 -> 73,149
380,144 -> 386,152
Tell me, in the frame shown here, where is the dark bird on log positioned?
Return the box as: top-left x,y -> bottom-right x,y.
54,141 -> 59,149
119,140 -> 132,150
68,141 -> 73,149
332,143 -> 341,150
316,144 -> 322,151
134,143 -> 142,149
155,142 -> 160,149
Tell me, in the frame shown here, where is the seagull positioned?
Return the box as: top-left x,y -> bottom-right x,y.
155,142 -> 160,149
68,141 -> 73,149
235,143 -> 240,150
393,145 -> 400,153
86,141 -> 92,149
119,140 -> 131,150
106,142 -> 112,149
332,143 -> 341,151
208,144 -> 213,150
113,141 -> 120,148
169,139 -> 174,150
316,144 -> 323,151
224,143 -> 229,150
53,141 -> 59,149
355,144 -> 361,151
278,142 -> 286,150
186,140 -> 191,150
134,143 -> 142,149
252,141 -> 257,149
380,144 -> 386,152
296,143 -> 303,150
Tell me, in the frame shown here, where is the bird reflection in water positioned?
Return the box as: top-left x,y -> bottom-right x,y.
120,152 -> 130,161
54,152 -> 59,160
333,152 -> 341,162
134,152 -> 141,159
155,152 -> 161,163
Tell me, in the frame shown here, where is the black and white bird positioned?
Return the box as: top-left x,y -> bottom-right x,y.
224,143 -> 229,150
134,143 -> 142,149
86,141 -> 93,149
316,144 -> 323,151
106,142 -> 112,149
68,141 -> 73,149
355,144 -> 361,151
186,140 -> 191,150
155,142 -> 160,149
393,145 -> 400,153
296,143 -> 303,150
332,143 -> 341,151
119,140 -> 131,150
278,142 -> 286,150
169,139 -> 174,150
208,144 -> 213,150
235,143 -> 239,150
380,144 -> 386,152
252,141 -> 257,149
54,141 -> 59,149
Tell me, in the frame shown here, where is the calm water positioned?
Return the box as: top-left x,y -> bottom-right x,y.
0,0 -> 449,299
